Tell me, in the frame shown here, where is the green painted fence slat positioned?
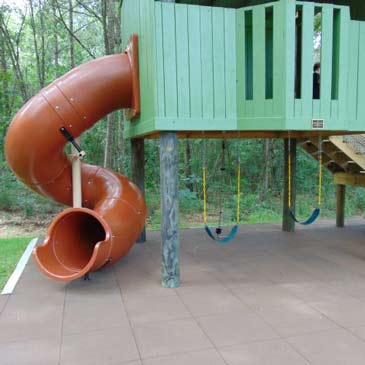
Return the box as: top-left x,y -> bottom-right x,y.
252,5 -> 266,115
175,5 -> 190,118
162,4 -> 178,118
301,2 -> 315,120
284,0 -> 296,123
347,22 -> 359,124
236,9 -> 245,119
188,6 -> 203,118
358,23 -> 365,124
272,2 -> 283,118
337,7 -> 350,122
225,9 -> 237,119
212,7 -> 226,118
201,7 -> 214,119
155,2 -> 166,118
320,5 -> 334,119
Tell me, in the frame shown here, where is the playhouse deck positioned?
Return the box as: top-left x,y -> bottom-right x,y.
3,220 -> 365,364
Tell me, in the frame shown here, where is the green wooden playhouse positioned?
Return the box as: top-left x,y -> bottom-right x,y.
121,0 -> 365,288
121,0 -> 364,138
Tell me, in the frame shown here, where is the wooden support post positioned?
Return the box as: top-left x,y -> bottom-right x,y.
282,138 -> 296,232
336,184 -> 346,228
160,132 -> 180,288
131,138 -> 146,242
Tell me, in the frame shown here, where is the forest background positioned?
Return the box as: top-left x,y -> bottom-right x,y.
1,0 -> 365,239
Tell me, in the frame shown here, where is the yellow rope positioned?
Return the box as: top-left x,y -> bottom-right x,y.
203,166 -> 207,224
236,163 -> 241,224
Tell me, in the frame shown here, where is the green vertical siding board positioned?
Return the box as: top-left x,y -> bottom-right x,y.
272,2 -> 283,118
139,0 -> 150,120
301,2 -> 315,120
320,5 -> 333,119
252,6 -> 265,113
357,23 -> 365,125
162,4 -> 178,118
212,7 -> 226,119
201,7 -> 214,119
236,9 -> 245,119
188,5 -> 203,118
347,22 -> 359,123
337,7 -> 350,122
175,5 -> 190,118
284,0 -> 296,124
155,3 -> 166,118
225,9 -> 237,119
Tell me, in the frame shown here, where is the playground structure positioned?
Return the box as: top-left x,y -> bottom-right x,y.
5,37 -> 146,281
4,0 -> 365,285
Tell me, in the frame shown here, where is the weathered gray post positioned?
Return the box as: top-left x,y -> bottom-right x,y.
336,184 -> 346,227
160,132 -> 180,288
282,138 -> 296,232
131,138 -> 146,242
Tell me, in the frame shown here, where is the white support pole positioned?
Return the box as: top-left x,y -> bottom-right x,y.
71,138 -> 82,208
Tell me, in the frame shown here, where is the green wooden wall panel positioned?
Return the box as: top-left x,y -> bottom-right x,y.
337,7 -> 350,121
175,4 -> 191,118
272,1 -> 284,117
154,3 -> 166,118
346,21 -> 359,124
284,0 -> 296,123
252,6 -> 266,110
320,5 -> 334,119
188,6 -> 203,118
357,23 -> 365,126
224,9 -> 237,119
212,7 -> 226,118
236,8 -> 245,117
122,0 -> 156,137
162,4 -> 178,118
201,7 -> 215,119
300,2 -> 315,120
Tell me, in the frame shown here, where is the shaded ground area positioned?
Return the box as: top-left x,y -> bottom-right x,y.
2,220 -> 365,364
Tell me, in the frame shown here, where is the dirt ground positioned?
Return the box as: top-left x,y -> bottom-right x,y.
0,211 -> 55,238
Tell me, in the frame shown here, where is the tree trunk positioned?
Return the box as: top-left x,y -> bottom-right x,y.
102,0 -> 122,169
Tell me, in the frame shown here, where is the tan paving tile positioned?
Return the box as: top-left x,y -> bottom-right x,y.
196,311 -> 279,348
230,283 -> 304,308
287,328 -> 365,365
0,336 -> 60,365
142,349 -> 225,365
15,262 -> 66,294
348,326 -> 365,341
254,302 -> 339,337
0,292 -> 64,343
219,339 -> 309,364
124,292 -> 191,324
63,285 -> 128,334
178,286 -> 250,317
60,326 -> 139,365
133,318 -> 212,359
307,295 -> 365,327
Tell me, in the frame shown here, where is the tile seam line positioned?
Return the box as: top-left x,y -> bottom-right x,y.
114,266 -> 143,362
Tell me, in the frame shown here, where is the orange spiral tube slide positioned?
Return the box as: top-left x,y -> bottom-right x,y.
5,35 -> 146,282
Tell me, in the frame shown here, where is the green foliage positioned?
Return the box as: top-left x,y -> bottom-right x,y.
0,236 -> 32,291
